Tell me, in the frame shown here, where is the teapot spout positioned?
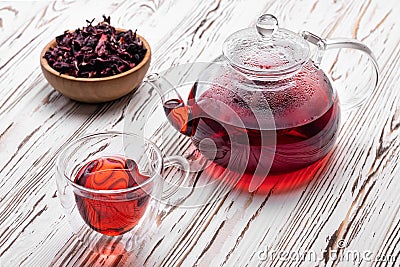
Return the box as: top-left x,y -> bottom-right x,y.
145,73 -> 195,137
145,73 -> 184,104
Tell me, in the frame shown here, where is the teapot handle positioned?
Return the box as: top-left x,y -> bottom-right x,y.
301,31 -> 379,111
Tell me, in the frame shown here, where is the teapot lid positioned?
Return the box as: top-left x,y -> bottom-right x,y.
223,14 -> 310,80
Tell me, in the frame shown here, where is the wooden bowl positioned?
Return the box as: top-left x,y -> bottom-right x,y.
40,32 -> 151,103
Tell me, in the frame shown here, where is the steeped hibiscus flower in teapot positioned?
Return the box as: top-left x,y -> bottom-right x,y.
146,14 -> 379,179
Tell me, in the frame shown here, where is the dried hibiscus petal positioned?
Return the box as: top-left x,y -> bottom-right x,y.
43,15 -> 147,78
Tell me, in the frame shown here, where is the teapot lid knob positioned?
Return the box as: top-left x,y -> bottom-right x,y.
256,14 -> 279,37
222,14 -> 310,80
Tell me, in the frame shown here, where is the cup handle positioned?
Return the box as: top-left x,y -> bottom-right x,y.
161,155 -> 190,202
301,31 -> 379,111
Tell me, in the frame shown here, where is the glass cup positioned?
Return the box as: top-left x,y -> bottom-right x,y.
56,131 -> 189,254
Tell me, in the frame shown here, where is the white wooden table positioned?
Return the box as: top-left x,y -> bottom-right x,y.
1,1 -> 400,266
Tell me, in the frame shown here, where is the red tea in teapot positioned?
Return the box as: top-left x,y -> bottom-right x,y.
154,13 -> 377,180
74,156 -> 151,236
164,61 -> 340,175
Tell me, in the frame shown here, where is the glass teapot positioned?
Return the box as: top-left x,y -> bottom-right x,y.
146,14 -> 379,179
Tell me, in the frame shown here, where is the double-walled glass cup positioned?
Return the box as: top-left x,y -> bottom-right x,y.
56,132 -> 188,254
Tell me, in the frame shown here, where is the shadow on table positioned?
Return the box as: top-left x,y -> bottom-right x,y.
204,151 -> 334,195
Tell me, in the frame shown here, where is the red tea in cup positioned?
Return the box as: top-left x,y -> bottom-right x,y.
74,156 -> 151,236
